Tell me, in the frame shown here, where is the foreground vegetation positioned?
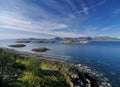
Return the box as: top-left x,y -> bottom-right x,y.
0,47 -> 112,87
0,48 -> 71,87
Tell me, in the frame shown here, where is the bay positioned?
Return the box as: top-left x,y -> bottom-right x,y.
0,39 -> 120,87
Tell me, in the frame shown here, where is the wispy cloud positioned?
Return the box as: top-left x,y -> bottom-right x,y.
0,11 -> 84,38
0,12 -> 68,29
76,0 -> 106,15
65,0 -> 77,11
84,26 -> 98,36
101,26 -> 113,31
52,31 -> 85,37
0,0 -> 111,39
88,0 -> 106,9
0,33 -> 52,39
0,0 -> 87,39
81,3 -> 89,15
114,9 -> 120,14
40,0 -> 79,19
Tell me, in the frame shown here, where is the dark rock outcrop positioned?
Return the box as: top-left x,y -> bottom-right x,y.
32,47 -> 50,52
9,44 -> 26,47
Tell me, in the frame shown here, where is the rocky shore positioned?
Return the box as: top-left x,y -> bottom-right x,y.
0,47 -> 112,87
71,64 -> 112,87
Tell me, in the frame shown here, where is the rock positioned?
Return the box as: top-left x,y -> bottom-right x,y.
72,74 -> 78,78
107,83 -> 112,87
86,79 -> 91,87
33,40 -> 55,43
9,44 -> 26,47
32,47 -> 50,52
78,64 -> 81,67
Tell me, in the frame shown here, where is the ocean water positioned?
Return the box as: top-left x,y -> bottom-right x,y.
0,39 -> 120,87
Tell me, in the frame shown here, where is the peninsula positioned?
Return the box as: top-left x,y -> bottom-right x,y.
0,47 -> 112,87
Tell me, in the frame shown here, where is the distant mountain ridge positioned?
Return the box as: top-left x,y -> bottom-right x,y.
20,36 -> 120,42
56,36 -> 120,41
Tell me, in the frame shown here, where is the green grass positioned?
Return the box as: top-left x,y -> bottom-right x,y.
40,63 -> 53,70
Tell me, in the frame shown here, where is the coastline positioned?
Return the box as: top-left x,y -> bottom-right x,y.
0,47 -> 112,87
0,47 -> 69,62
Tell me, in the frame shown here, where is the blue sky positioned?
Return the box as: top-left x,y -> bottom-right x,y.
0,0 -> 120,39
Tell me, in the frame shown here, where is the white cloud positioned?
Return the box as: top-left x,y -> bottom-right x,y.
0,11 -> 84,38
0,12 -> 68,30
0,0 -> 97,39
0,11 -> 68,30
0,33 -> 49,39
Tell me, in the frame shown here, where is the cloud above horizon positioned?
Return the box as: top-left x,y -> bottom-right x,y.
0,0 -> 120,39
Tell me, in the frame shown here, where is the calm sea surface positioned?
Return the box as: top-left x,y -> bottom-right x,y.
0,39 -> 120,87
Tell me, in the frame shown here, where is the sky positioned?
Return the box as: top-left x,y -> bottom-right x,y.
0,0 -> 120,39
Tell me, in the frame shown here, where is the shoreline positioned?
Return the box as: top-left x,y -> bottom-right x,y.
0,47 -> 112,87
0,47 -> 69,62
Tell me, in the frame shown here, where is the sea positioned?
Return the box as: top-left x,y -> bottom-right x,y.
0,39 -> 120,87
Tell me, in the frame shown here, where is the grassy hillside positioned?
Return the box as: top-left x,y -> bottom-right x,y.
0,48 -> 71,87
0,48 -> 111,87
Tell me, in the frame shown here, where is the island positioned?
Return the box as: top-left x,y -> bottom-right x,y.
33,40 -> 55,43
9,44 -> 26,47
61,39 -> 76,44
60,36 -> 119,44
16,40 -> 30,43
32,47 -> 50,52
32,40 -> 44,43
17,36 -> 120,45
